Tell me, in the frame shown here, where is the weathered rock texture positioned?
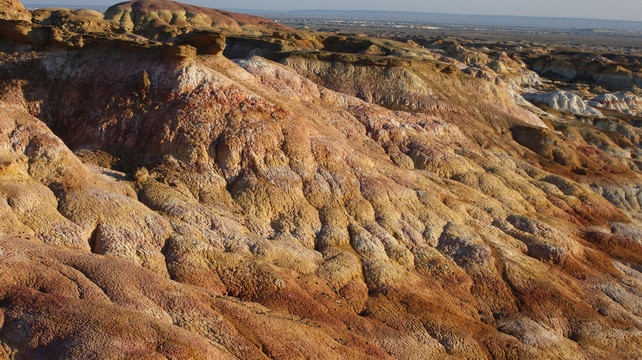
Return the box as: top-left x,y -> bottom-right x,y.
0,1 -> 641,359
590,92 -> 642,116
529,54 -> 642,92
522,91 -> 604,117
0,0 -> 30,21
104,0 -> 290,36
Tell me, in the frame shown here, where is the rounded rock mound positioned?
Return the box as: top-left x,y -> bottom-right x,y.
522,90 -> 604,117
104,0 -> 291,36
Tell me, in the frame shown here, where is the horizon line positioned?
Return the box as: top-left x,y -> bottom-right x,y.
19,2 -> 642,24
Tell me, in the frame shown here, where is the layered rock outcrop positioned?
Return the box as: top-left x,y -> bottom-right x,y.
0,1 -> 641,359
530,54 -> 642,91
104,0 -> 290,36
522,91 -> 604,117
590,92 -> 642,116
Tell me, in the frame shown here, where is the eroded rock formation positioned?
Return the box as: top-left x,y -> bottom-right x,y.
0,0 -> 29,21
591,92 -> 642,116
522,91 -> 604,117
104,0 -> 290,36
0,1 -> 641,359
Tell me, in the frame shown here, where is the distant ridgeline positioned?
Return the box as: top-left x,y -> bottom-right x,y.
247,9 -> 642,32
22,3 -> 108,10
20,2 -> 642,32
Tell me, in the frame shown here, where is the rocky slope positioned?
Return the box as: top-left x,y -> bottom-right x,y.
590,92 -> 642,116
0,0 -> 29,21
0,1 -> 642,359
522,91 -> 604,117
104,0 -> 290,36
528,53 -> 642,92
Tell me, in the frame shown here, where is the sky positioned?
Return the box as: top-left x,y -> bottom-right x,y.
21,0 -> 642,21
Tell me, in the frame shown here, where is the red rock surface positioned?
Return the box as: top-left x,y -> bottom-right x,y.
0,1 -> 641,359
105,0 -> 291,35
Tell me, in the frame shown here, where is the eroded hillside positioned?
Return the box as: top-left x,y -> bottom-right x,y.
0,1 -> 641,359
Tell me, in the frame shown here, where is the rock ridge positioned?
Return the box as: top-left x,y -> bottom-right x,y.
0,1 -> 641,359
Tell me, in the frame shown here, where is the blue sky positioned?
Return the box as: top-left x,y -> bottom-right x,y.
21,0 -> 642,21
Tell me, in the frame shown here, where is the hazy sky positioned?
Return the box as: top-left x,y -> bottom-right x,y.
21,0 -> 642,21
